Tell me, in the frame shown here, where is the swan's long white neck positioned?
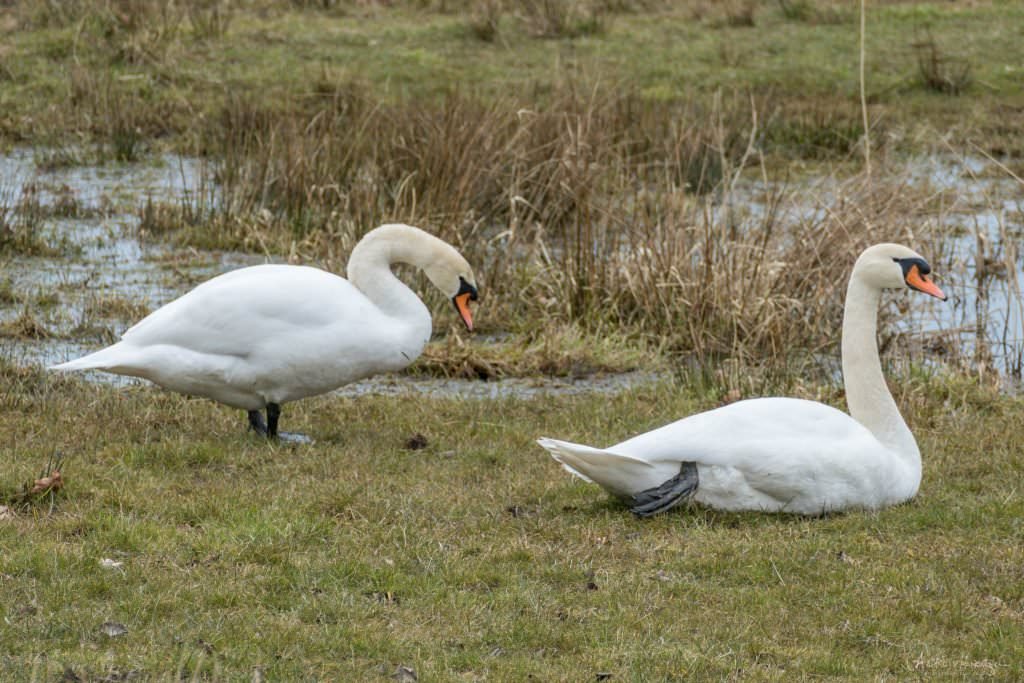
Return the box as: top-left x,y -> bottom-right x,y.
841,270 -> 920,466
346,225 -> 435,332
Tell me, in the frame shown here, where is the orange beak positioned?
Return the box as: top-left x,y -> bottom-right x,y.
453,292 -> 474,331
906,265 -> 947,301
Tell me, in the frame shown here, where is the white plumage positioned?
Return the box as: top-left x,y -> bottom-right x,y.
51,224 -> 478,439
538,243 -> 948,516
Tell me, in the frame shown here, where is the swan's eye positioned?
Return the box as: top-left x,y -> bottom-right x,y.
458,276 -> 478,301
895,257 -> 931,278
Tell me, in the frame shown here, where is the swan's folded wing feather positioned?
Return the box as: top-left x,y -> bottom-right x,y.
122,265 -> 367,356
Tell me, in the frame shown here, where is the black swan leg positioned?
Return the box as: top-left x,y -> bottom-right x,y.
630,462 -> 699,518
248,410 -> 268,436
266,402 -> 281,438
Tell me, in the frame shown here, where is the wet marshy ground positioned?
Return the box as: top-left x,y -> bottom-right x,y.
0,150 -> 264,372
1,148 -> 1022,395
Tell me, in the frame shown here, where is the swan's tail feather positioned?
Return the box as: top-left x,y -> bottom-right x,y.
49,344 -> 128,372
536,437 -> 598,482
536,437 -> 659,497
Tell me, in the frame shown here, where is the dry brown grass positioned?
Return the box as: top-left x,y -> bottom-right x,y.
516,0 -> 609,38
414,324 -> 655,379
108,73 -> 1020,387
467,0 -> 503,42
137,81 -> 981,378
0,183 -> 55,257
83,294 -> 151,322
0,310 -> 53,340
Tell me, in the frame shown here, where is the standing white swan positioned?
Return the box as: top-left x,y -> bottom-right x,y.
50,224 -> 478,441
537,243 -> 947,516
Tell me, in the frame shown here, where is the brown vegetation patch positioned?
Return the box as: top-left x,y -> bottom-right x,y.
0,311 -> 53,340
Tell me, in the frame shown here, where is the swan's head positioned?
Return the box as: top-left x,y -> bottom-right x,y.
424,252 -> 478,332
854,243 -> 947,300
349,223 -> 479,329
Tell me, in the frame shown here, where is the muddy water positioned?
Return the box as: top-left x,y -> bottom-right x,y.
1,149 -> 1021,396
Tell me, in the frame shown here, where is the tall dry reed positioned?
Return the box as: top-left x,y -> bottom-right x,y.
147,82 -> 978,373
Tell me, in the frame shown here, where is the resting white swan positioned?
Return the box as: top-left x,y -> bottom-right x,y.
538,243 -> 947,516
50,224 -> 478,441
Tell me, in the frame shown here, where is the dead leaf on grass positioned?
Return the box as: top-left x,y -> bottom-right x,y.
29,470 -> 63,495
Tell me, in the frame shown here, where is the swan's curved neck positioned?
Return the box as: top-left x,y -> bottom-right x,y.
346,225 -> 433,329
841,273 -> 919,462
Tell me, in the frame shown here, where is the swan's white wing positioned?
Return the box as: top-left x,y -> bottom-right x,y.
122,264 -> 370,356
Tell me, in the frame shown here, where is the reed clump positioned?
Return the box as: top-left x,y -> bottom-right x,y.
468,0 -> 503,42
0,183 -> 56,256
913,32 -> 972,96
0,310 -> 53,340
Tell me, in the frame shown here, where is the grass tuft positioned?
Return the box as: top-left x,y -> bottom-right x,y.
83,294 -> 151,322
722,0 -> 757,27
913,30 -> 972,95
0,183 -> 53,256
0,310 -> 53,340
517,0 -> 609,38
468,0 -> 503,42
187,0 -> 233,40
413,324 -> 655,379
0,278 -> 18,305
777,0 -> 849,25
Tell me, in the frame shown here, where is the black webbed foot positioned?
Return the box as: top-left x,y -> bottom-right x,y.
630,461 -> 699,518
274,431 -> 315,445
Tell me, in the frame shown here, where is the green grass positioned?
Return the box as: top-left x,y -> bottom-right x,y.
2,2 -> 1023,155
2,362 -> 1022,680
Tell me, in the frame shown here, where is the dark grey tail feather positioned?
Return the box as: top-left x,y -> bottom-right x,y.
630,461 -> 699,518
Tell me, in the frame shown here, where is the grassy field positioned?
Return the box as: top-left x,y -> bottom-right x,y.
2,1 -> 1023,153
2,0 -> 1024,680
2,362 -> 1023,680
